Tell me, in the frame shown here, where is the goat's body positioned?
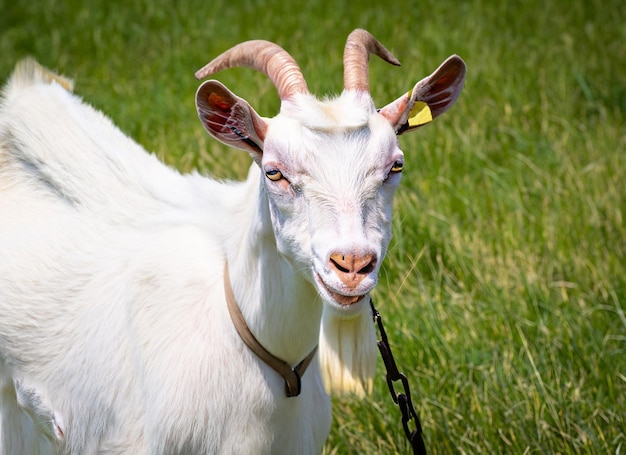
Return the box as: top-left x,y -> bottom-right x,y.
0,31 -> 466,454
0,64 -> 329,454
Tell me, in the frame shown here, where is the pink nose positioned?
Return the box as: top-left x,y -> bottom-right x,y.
329,252 -> 377,290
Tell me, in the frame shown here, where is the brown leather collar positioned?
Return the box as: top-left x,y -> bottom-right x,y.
223,262 -> 318,397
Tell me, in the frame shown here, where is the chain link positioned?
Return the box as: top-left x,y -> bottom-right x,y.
371,299 -> 427,455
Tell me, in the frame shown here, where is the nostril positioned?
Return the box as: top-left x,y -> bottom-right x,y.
329,252 -> 377,278
329,255 -> 350,273
358,260 -> 375,275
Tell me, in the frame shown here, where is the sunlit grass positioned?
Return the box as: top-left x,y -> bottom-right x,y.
2,0 -> 624,452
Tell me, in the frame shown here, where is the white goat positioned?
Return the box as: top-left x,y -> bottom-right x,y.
0,29 -> 465,454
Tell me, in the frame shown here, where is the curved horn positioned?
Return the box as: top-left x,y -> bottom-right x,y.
343,29 -> 401,92
195,40 -> 308,100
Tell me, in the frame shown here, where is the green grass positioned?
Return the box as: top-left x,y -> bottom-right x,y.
2,0 -> 624,453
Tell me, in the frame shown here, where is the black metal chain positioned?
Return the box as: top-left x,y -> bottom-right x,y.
370,298 -> 427,455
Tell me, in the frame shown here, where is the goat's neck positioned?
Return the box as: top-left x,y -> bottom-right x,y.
225,165 -> 321,366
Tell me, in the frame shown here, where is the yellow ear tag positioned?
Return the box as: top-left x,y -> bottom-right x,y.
408,101 -> 432,127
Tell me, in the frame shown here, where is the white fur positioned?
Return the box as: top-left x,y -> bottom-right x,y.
0,61 -> 401,454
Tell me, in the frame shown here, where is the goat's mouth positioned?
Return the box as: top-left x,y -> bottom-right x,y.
315,274 -> 367,307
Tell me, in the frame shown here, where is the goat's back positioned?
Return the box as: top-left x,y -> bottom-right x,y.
1,60 -> 231,223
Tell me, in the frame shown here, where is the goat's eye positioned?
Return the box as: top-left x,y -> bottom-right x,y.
390,161 -> 404,173
265,169 -> 283,181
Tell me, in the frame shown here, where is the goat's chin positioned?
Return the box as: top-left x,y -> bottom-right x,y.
322,294 -> 370,319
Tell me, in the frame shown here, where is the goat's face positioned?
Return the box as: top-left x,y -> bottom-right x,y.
195,30 -> 466,313
259,94 -> 401,314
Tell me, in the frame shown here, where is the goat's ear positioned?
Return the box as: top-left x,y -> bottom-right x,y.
196,80 -> 268,161
379,55 -> 466,135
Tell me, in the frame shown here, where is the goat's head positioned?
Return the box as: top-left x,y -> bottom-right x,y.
195,29 -> 466,316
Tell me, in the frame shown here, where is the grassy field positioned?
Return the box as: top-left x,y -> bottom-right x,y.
2,0 -> 624,453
